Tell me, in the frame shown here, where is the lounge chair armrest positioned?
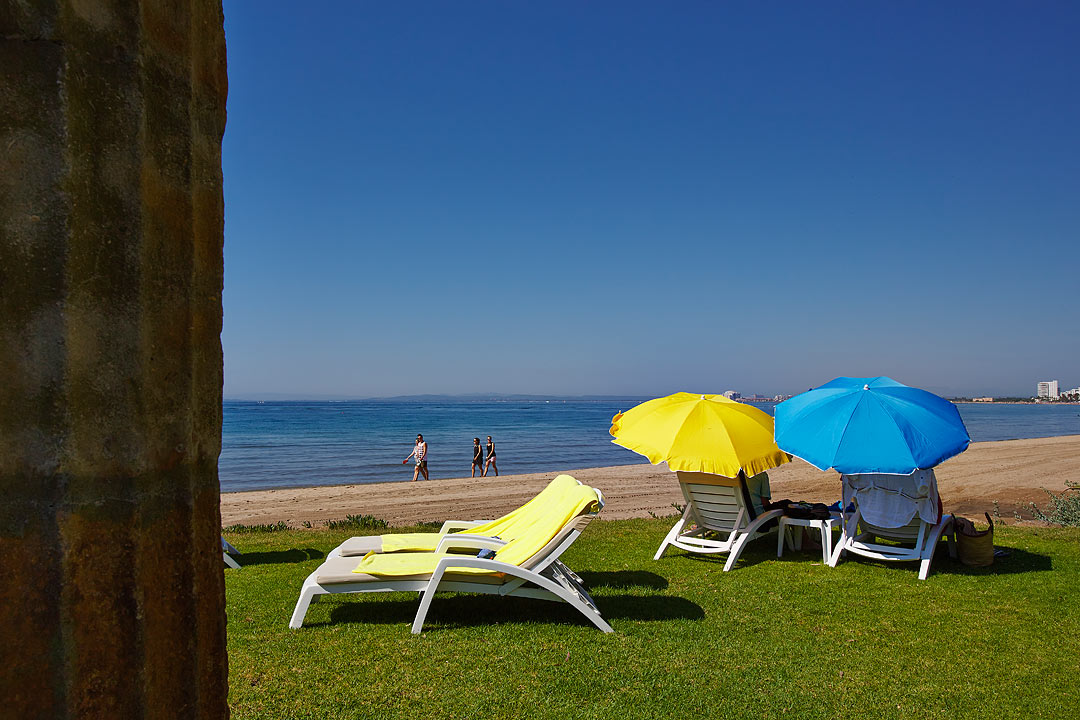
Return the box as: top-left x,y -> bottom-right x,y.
430,555 -> 517,575
435,535 -> 508,553
744,507 -> 785,534
438,520 -> 489,533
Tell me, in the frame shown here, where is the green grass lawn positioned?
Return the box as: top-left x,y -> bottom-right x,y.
225,519 -> 1079,719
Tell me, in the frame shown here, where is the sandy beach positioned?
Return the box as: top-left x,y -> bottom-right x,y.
221,434 -> 1080,528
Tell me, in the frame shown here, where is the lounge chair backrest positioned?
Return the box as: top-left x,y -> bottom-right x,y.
858,513 -> 923,541
461,473 -> 582,540
676,471 -> 752,533
492,484 -> 603,568
854,494 -> 929,547
520,514 -> 596,572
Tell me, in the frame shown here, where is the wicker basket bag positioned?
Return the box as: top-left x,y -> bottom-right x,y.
955,513 -> 994,567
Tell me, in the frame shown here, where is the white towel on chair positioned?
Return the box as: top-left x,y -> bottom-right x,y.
841,470 -> 940,528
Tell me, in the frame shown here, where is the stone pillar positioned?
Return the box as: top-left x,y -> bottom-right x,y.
1,1 -> 229,718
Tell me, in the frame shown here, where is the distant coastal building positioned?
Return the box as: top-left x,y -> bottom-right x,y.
1037,381 -> 1060,399
723,390 -> 741,400
773,394 -> 793,403
972,397 -> 994,402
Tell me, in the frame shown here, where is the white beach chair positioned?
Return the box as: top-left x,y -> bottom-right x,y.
828,471 -> 956,580
289,482 -> 612,633
329,474 -> 581,559
654,471 -> 784,572
222,537 -> 241,569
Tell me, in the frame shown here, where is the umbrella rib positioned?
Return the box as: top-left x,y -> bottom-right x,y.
677,401 -> 737,475
831,392 -> 866,473
875,391 -> 966,468
864,392 -> 918,472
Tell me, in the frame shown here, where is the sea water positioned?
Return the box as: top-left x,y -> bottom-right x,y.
219,399 -> 1080,492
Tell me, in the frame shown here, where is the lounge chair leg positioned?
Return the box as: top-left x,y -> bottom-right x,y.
527,570 -> 613,633
723,532 -> 752,572
290,584 -> 318,629
412,570 -> 446,634
223,552 -> 240,569
654,514 -> 687,560
776,524 -> 786,558
828,538 -> 844,567
820,525 -> 831,565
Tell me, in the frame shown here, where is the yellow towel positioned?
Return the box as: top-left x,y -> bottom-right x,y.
377,474 -> 581,553
379,533 -> 443,552
353,483 -> 600,577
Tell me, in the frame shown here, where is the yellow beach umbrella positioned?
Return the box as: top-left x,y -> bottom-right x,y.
610,392 -> 791,477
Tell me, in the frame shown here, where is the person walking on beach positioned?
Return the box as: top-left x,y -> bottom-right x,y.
471,437 -> 484,478
483,435 -> 498,477
403,433 -> 429,482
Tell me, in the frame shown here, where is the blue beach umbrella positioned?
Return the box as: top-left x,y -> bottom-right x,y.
774,377 -> 970,475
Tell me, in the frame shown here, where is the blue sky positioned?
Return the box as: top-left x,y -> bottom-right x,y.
222,2 -> 1079,398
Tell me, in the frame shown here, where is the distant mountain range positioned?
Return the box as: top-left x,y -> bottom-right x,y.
224,392 -> 654,403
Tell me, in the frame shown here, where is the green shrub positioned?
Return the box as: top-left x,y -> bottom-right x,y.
647,502 -> 685,520
325,514 -> 389,531
222,521 -> 290,533
1028,484 -> 1080,527
414,520 -> 443,531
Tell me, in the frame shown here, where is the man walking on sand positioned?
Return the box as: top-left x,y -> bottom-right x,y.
403,433 -> 429,482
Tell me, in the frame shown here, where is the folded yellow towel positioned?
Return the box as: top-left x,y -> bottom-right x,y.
353,482 -> 600,577
377,474 -> 581,553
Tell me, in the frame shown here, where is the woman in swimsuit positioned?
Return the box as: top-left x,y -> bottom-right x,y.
471,437 -> 484,477
483,435 -> 498,477
403,434 -> 429,482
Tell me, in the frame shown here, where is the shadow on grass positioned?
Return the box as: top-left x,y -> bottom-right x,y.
577,570 -> 668,590
662,540 -> 1052,576
926,546 -> 1052,576
672,544 -> 776,569
318,592 -> 703,630
233,548 -> 324,566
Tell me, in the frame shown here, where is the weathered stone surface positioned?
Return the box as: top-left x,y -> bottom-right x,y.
0,1 -> 229,718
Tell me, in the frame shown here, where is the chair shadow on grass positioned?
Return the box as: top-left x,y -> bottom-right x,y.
318,591 -> 703,630
926,545 -> 1052,576
234,548 -> 324,566
664,539 -> 1052,576
576,570 -> 668,590
672,541 -> 777,569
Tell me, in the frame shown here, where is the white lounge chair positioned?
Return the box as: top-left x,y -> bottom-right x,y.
828,471 -> 956,580
289,480 -> 612,634
654,471 -> 784,571
329,474 -> 582,559
222,537 -> 241,569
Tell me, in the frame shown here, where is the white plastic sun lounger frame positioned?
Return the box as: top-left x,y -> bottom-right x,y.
222,537 -> 241,569
654,472 -> 784,572
828,503 -> 956,580
327,521 -> 585,589
289,496 -> 612,634
326,518 -> 496,560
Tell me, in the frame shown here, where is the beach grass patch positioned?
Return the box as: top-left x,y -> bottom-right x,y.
223,521 -> 291,534
224,518 -> 1079,719
325,514 -> 390,531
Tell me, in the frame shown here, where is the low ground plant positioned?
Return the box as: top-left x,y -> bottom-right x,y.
222,521 -> 290,533
1028,483 -> 1080,527
325,514 -> 390,531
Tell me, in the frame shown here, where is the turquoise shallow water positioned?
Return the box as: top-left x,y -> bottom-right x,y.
219,400 -> 1080,492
